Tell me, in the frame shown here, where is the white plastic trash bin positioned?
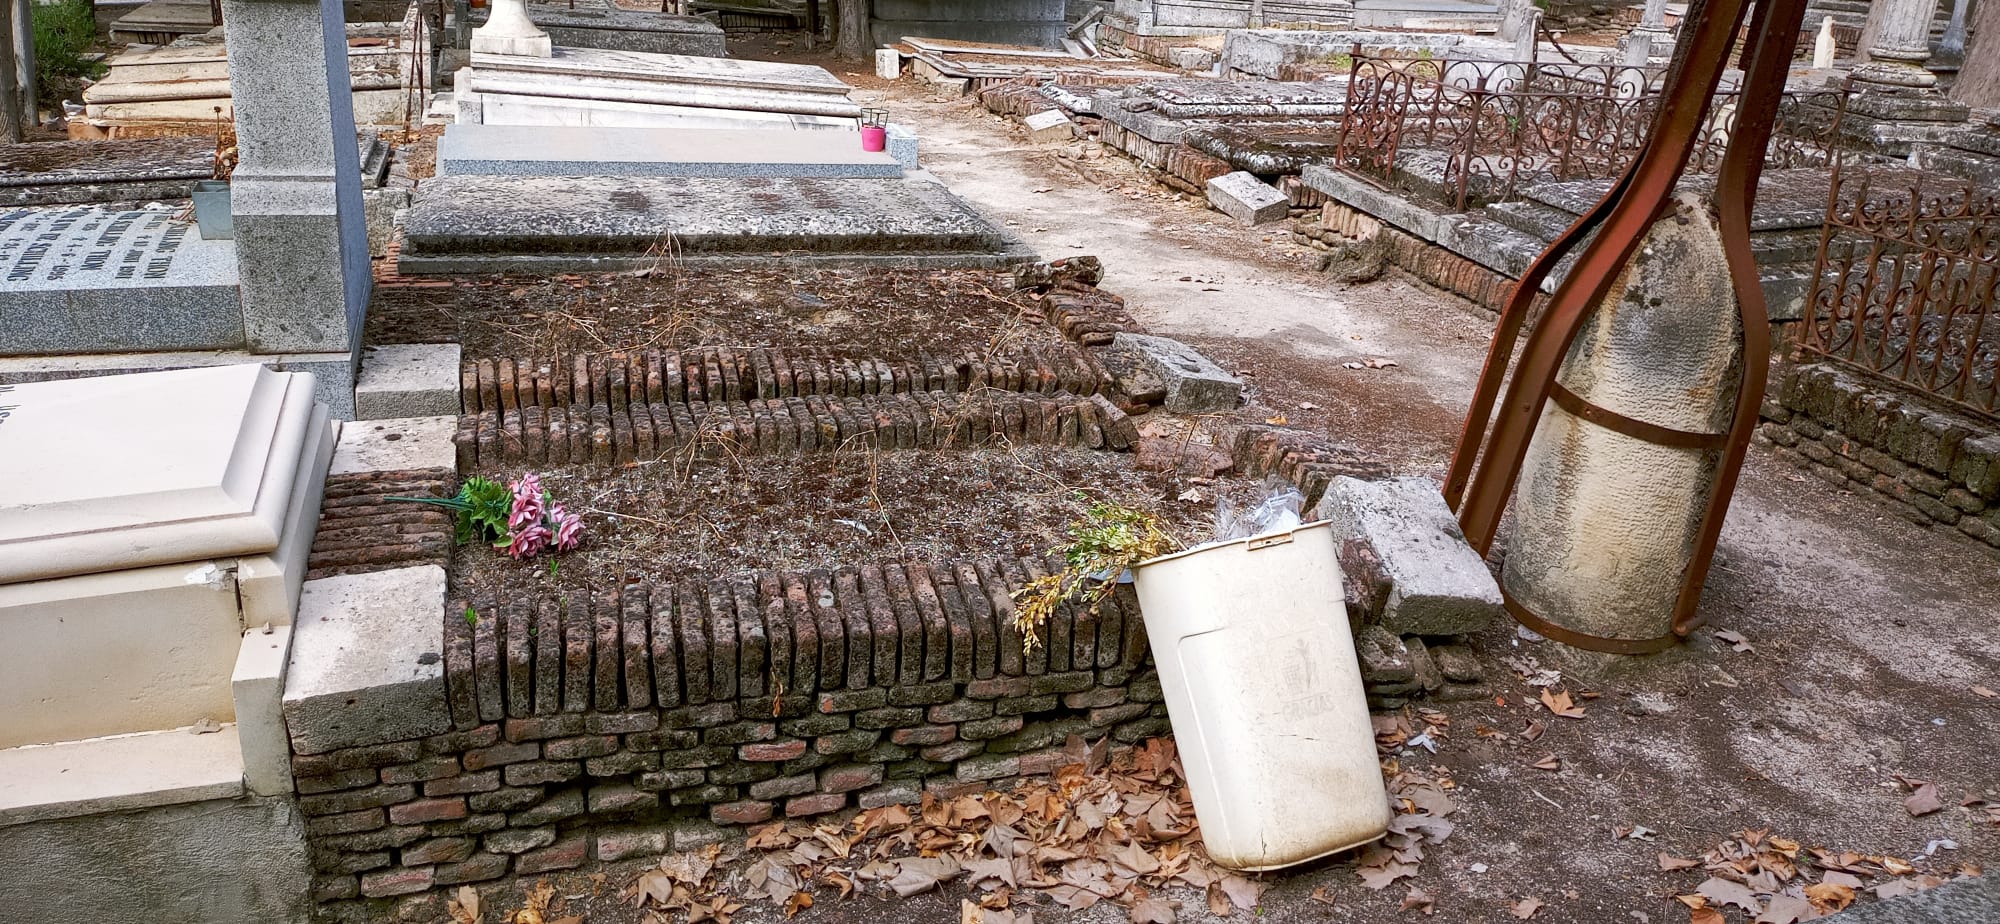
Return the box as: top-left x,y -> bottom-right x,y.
1131,520 -> 1391,871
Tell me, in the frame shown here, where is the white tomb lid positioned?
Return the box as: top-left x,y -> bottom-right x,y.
0,364 -> 320,584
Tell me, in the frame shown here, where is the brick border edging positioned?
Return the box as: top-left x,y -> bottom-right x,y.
290,563 -> 1167,918
308,469 -> 456,581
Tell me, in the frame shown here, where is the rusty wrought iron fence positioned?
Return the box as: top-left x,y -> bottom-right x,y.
1798,165 -> 2000,421
1333,50 -> 1849,210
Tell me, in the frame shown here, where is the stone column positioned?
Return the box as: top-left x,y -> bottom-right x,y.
1931,0 -> 1971,71
1854,0 -> 1944,87
471,0 -> 552,57
222,0 -> 371,404
1620,0 -> 1672,65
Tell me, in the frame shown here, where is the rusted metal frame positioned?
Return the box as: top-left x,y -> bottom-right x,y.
1452,0 -> 1759,557
1671,0 -> 1810,638
1950,262 -> 1994,408
1548,383 -> 1730,449
1798,142 -> 1851,360
1505,593 -> 1682,654
1445,0 -> 1756,515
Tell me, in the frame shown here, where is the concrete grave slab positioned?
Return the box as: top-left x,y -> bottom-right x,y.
399,174 -> 1033,273
355,342 -> 462,419
458,47 -> 862,130
1110,333 -> 1243,413
0,207 -> 243,356
1129,78 -> 1350,119
1022,109 -> 1076,143
0,364 -> 320,583
0,138 -> 216,208
331,415 -> 458,476
1313,475 -> 1502,636
1207,171 -> 1290,225
436,124 -> 903,179
0,725 -> 246,826
0,348 -> 360,422
284,565 -> 452,754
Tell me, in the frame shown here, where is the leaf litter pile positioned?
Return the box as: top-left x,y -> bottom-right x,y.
1659,827 -> 1983,923
597,735 -> 1456,924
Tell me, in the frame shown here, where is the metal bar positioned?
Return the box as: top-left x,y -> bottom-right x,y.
1671,0 -> 1809,637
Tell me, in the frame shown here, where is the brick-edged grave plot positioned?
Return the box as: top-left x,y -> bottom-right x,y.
300,268 -> 1448,921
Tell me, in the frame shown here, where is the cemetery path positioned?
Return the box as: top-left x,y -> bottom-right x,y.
419,70 -> 2000,924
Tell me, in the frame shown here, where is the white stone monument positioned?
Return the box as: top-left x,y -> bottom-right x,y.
471,0 -> 553,57
0,364 -> 333,788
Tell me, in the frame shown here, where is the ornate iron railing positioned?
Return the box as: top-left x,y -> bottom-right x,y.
1333,50 -> 1849,211
1799,166 -> 2000,420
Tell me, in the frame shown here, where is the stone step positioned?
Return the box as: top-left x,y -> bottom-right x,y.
0,726 -> 246,827
1481,199 -> 1575,242
399,174 -> 1034,274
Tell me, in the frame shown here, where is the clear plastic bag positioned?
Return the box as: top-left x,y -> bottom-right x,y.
1211,476 -> 1305,542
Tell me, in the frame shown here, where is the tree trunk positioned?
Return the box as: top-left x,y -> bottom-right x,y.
0,0 -> 23,143
833,0 -> 868,60
1953,0 -> 2000,107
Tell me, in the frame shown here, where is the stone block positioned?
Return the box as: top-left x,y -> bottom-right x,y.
1314,476 -> 1502,636
355,344 -> 462,420
330,415 -> 457,476
517,835 -> 589,874
233,625 -> 296,796
1109,333 -> 1243,413
284,566 -> 452,755
785,793 -> 847,817
876,48 -> 902,80
711,800 -> 775,825
1022,109 -> 1075,144
597,828 -> 668,862
1206,171 -> 1289,226
360,866 -> 433,898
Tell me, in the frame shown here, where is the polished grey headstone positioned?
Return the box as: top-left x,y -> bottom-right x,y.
0,207 -> 244,356
436,124 -> 904,179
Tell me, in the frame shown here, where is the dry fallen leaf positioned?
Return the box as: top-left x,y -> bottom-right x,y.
1309,886 -> 1337,905
1974,685 -> 1997,698
1689,909 -> 1726,924
1713,628 -> 1753,652
1130,895 -> 1177,924
1658,853 -> 1701,871
1904,781 -> 1946,817
1264,414 -> 1289,426
1697,877 -> 1764,915
1540,688 -> 1587,719
1510,896 -> 1544,919
1805,881 -> 1856,912
449,885 -> 481,924
1533,754 -> 1562,772
1400,887 -> 1435,914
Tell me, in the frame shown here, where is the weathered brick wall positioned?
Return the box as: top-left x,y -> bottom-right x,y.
1759,362 -> 2000,554
292,564 -> 1166,921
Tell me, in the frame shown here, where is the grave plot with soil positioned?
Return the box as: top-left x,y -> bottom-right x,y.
300,271 -> 1408,922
